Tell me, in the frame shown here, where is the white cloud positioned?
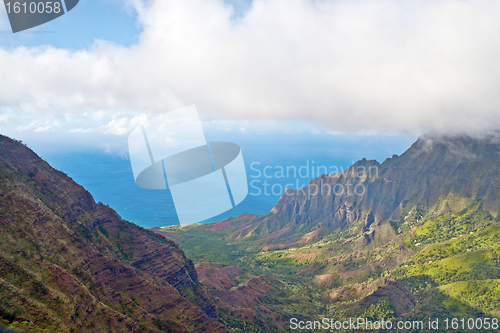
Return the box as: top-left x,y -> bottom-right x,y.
99,113 -> 151,135
69,128 -> 95,133
17,120 -> 57,132
0,114 -> 10,123
3,109 -> 152,136
1,0 -> 500,134
310,127 -> 321,135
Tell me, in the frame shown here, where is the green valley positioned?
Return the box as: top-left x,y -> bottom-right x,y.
158,133 -> 500,332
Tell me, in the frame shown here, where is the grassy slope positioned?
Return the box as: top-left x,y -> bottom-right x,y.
161,205 -> 500,332
0,136 -> 226,333
161,224 -> 323,330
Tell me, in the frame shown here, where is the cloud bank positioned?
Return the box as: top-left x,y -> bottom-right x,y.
1,0 -> 500,133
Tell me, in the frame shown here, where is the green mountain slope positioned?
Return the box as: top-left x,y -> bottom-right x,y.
159,132 -> 500,332
226,133 -> 500,248
0,135 -> 228,332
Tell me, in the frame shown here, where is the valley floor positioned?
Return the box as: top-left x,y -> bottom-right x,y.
158,207 -> 500,332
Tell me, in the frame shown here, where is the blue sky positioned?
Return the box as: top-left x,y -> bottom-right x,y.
0,0 -> 140,49
1,0 -> 500,158
0,0 -> 252,49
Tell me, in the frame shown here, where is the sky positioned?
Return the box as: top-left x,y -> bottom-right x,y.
1,0 -> 500,155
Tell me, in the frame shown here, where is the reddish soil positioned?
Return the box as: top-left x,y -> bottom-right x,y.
205,218 -> 234,231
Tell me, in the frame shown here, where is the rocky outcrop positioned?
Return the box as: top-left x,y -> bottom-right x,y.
194,262 -> 286,332
225,132 -> 500,247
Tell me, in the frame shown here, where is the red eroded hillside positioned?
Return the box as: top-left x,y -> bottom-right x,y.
0,135 -> 228,332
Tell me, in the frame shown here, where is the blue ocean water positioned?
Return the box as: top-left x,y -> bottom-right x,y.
43,133 -> 416,229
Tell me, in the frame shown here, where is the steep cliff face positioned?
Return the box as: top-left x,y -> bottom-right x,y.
0,135 -> 228,332
226,132 -> 500,246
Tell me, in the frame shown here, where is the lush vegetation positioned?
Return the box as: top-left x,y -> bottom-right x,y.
162,205 -> 500,332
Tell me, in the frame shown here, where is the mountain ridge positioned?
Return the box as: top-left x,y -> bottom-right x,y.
0,135 -> 228,332
159,132 -> 500,332
219,132 -> 500,248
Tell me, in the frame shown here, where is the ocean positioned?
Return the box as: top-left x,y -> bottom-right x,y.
43,133 -> 416,229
